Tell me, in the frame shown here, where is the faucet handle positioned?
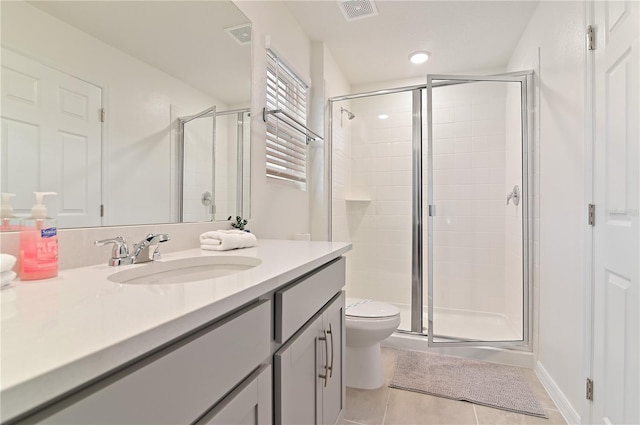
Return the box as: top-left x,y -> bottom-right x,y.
506,185 -> 520,206
150,234 -> 170,261
152,246 -> 163,261
95,236 -> 129,260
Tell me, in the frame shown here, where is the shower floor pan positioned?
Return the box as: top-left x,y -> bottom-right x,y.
394,304 -> 522,342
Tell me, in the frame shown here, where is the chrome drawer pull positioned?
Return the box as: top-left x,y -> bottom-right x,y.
318,331 -> 328,387
327,323 -> 334,378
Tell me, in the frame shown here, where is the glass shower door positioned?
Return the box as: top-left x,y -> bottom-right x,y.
426,72 -> 532,347
331,90 -> 417,332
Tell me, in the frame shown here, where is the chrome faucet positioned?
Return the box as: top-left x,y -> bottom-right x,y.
95,233 -> 170,266
131,233 -> 171,263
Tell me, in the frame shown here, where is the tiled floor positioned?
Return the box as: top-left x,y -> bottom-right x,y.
343,348 -> 568,425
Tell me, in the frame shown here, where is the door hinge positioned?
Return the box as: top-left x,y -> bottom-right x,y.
100,204 -> 104,217
587,25 -> 596,51
588,204 -> 595,226
586,378 -> 594,401
100,108 -> 105,122
428,204 -> 436,216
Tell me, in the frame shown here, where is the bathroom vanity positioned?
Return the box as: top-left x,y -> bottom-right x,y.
0,240 -> 351,424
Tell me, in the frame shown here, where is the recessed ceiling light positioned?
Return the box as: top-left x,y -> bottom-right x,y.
378,114 -> 389,120
409,51 -> 431,64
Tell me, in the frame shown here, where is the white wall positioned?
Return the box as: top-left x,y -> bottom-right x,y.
508,1 -> 586,421
311,43 -> 351,242
234,1 -> 313,239
1,1 -> 226,226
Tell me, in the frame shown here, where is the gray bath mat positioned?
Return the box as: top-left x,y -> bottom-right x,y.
390,351 -> 548,418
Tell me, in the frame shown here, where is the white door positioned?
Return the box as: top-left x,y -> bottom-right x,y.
592,1 -> 639,424
1,48 -> 102,228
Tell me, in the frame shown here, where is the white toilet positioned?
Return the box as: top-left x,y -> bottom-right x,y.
345,298 -> 401,389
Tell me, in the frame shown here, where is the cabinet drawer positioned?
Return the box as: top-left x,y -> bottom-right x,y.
32,300 -> 271,425
275,257 -> 345,344
196,364 -> 272,425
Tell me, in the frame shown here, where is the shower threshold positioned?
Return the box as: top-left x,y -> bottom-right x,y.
394,303 -> 522,341
383,303 -> 532,368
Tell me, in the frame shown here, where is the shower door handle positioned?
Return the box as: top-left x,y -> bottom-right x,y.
506,185 -> 520,206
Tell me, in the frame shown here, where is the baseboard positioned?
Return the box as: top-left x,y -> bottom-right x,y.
534,361 -> 581,425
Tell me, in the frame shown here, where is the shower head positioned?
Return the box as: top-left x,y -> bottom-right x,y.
341,107 -> 355,120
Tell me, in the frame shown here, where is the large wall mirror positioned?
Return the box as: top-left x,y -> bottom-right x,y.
1,1 -> 252,229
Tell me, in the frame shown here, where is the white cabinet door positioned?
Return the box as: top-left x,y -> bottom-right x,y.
275,313 -> 323,425
322,292 -> 344,425
197,365 -> 272,425
275,293 -> 345,425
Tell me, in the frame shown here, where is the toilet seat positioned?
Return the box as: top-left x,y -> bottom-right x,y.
346,298 -> 400,319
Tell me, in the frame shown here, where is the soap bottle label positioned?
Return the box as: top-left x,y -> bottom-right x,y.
41,228 -> 57,238
37,227 -> 58,264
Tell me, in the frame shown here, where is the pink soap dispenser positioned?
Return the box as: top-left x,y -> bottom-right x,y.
19,192 -> 58,281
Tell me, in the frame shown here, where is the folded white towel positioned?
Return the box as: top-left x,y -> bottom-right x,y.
201,239 -> 222,246
1,254 -> 17,273
200,230 -> 257,251
1,270 -> 17,286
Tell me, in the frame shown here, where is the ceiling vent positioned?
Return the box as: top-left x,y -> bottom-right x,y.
225,23 -> 252,46
337,0 -> 378,21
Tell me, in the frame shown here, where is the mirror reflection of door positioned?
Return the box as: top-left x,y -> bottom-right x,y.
1,48 -> 102,228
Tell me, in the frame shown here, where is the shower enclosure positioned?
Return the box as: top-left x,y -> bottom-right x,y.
330,71 -> 532,349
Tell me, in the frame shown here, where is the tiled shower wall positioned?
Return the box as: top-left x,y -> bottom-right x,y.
338,91 -> 414,314
430,82 -> 509,316
336,82 -> 523,330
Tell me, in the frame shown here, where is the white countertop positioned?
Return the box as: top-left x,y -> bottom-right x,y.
0,239 -> 351,422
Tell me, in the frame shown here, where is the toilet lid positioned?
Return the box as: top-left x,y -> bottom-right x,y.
345,298 -> 400,318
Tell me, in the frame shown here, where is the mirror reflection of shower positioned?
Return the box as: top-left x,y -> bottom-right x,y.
179,107 -> 251,223
340,107 -> 355,127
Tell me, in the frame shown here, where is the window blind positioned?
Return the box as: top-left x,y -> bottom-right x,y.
265,49 -> 309,184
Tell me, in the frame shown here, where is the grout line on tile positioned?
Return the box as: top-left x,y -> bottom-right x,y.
472,404 -> 480,425
381,385 -> 392,425
343,420 -> 367,425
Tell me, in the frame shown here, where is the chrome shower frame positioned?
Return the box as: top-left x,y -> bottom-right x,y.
328,71 -> 534,351
178,107 -> 250,222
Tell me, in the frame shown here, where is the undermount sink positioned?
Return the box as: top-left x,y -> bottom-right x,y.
107,256 -> 262,285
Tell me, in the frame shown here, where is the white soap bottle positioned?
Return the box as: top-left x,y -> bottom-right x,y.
19,192 -> 58,281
